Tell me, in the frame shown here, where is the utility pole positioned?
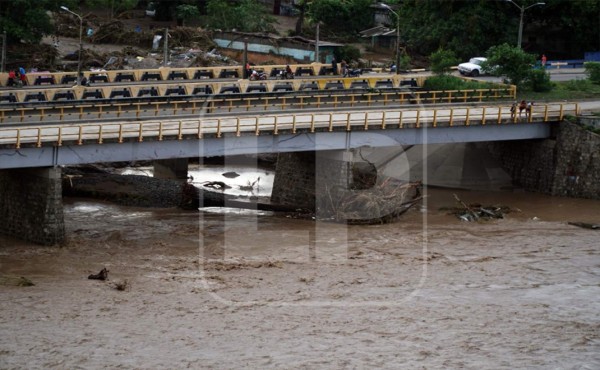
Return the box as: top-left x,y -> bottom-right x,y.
505,0 -> 546,49
60,6 -> 83,85
315,22 -> 320,63
0,31 -> 6,73
381,3 -> 401,74
163,28 -> 169,67
243,38 -> 248,78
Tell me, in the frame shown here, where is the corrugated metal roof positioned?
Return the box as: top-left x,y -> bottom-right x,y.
215,31 -> 343,47
359,26 -> 397,38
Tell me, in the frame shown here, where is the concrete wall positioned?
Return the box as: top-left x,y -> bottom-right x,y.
488,121 -> 600,199
0,167 -> 65,245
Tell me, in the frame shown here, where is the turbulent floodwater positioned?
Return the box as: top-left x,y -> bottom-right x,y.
1,166 -> 599,368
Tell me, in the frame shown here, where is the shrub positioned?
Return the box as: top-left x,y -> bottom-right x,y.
423,75 -> 496,90
334,45 -> 361,63
429,48 -> 459,75
585,62 -> 600,83
563,78 -> 593,91
528,69 -> 553,92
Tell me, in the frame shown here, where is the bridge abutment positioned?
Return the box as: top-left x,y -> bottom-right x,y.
153,158 -> 189,180
488,121 -> 600,199
0,167 -> 65,245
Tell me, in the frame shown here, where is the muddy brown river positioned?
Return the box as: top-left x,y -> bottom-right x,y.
1,173 -> 599,368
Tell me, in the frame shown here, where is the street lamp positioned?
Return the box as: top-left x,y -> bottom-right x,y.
60,6 -> 83,85
381,3 -> 400,75
504,0 -> 545,49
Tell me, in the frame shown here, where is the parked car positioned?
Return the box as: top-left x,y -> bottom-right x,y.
458,57 -> 487,77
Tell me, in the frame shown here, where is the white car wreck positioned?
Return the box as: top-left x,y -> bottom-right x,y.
458,57 -> 487,77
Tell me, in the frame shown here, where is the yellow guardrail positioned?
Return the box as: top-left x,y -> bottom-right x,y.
0,86 -> 517,124
0,103 -> 578,149
0,63 -> 403,87
0,75 -> 517,108
0,74 -> 432,103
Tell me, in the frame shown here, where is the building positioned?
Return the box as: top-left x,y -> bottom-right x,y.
213,31 -> 343,63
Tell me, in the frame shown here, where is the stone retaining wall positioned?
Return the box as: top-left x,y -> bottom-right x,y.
0,167 -> 65,245
488,120 -> 600,199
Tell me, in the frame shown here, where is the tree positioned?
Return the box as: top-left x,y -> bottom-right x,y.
206,0 -> 275,33
307,0 -> 373,38
483,43 -> 537,87
0,0 -> 74,44
176,4 -> 200,27
584,62 -> 600,84
429,48 -> 459,75
85,0 -> 139,20
293,0 -> 311,35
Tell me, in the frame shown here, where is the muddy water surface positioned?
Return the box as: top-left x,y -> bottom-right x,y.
1,183 -> 599,369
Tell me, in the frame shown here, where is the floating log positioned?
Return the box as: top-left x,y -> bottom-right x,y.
568,222 -> 600,230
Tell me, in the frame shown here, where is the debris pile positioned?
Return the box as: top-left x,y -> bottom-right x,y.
53,12 -> 228,70
444,194 -> 513,222
320,179 -> 423,224
88,267 -> 109,281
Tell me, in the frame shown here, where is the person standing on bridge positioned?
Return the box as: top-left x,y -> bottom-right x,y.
245,62 -> 251,79
510,102 -> 517,120
79,73 -> 89,87
18,67 -> 27,86
541,54 -> 547,68
331,58 -> 338,75
340,59 -> 348,77
7,70 -> 16,87
526,101 -> 534,120
518,100 -> 527,119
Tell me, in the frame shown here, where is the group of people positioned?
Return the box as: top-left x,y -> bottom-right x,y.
6,67 -> 27,87
510,100 -> 534,120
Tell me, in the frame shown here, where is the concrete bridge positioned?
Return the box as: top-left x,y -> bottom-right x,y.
0,100 -> 581,245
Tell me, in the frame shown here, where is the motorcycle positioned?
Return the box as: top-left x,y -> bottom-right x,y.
249,71 -> 268,81
345,68 -> 362,77
277,70 -> 294,80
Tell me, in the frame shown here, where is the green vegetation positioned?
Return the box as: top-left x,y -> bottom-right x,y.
176,4 -> 200,27
0,0 -> 69,43
423,75 -> 499,91
584,62 -> 600,84
429,48 -> 459,76
306,0 -> 373,39
518,79 -> 600,101
528,69 -> 553,92
483,43 -> 537,88
583,125 -> 600,135
1,0 -> 597,65
206,0 -> 276,33
334,45 -> 361,64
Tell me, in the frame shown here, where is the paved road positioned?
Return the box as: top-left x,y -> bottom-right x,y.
472,68 -> 587,83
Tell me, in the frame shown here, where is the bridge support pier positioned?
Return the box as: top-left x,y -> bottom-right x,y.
271,150 -> 358,213
0,167 -> 65,245
153,158 -> 188,180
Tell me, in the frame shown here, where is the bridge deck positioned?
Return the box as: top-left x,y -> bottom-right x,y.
0,103 -> 578,169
